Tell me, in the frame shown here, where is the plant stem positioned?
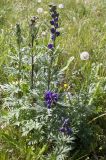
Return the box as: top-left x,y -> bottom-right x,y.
16,24 -> 22,83
18,47 -> 21,81
48,62 -> 51,90
31,36 -> 34,89
47,38 -> 56,90
88,112 -> 106,124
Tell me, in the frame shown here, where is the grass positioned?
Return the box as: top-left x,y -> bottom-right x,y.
0,0 -> 106,159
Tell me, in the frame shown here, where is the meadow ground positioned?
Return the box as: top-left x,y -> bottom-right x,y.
0,0 -> 106,160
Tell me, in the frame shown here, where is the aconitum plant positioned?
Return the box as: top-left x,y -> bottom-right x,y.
44,5 -> 73,139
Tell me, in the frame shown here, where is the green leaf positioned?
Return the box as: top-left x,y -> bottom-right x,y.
59,56 -> 74,73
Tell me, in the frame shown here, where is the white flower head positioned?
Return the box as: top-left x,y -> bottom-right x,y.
41,31 -> 47,36
37,0 -> 42,3
73,17 -> 76,22
84,0 -> 90,4
21,47 -> 26,52
80,51 -> 90,60
37,8 -> 43,14
58,4 -> 64,9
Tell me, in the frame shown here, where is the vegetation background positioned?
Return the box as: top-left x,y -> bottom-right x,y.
0,0 -> 106,160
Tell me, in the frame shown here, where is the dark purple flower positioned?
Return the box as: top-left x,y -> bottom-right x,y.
44,91 -> 58,108
45,91 -> 52,101
59,127 -> 65,133
50,20 -> 55,25
51,13 -> 56,18
51,35 -> 56,41
52,93 -> 58,102
66,127 -> 73,135
54,17 -> 58,22
51,11 -> 59,18
59,118 -> 72,136
51,28 -> 55,34
45,91 -> 52,108
55,23 -> 59,28
48,44 -> 54,49
46,100 -> 51,109
56,31 -> 60,36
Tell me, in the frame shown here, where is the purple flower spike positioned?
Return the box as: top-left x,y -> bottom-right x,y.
48,4 -> 60,48
48,44 -> 54,49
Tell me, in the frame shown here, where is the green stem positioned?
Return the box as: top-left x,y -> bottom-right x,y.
47,51 -> 54,90
47,38 -> 56,90
31,36 -> 34,89
19,51 -> 21,75
18,45 -> 21,84
88,112 -> 106,124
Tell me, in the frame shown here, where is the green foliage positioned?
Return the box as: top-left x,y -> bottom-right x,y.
0,0 -> 106,160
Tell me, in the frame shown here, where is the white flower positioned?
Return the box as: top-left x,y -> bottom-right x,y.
41,31 -> 47,36
21,47 -> 26,52
80,51 -> 90,60
58,4 -> 64,9
84,0 -> 90,4
73,17 -> 76,22
37,0 -> 42,3
37,8 -> 43,14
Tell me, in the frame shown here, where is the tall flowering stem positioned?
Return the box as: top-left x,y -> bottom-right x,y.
29,16 -> 38,89
16,23 -> 22,82
47,4 -> 60,90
